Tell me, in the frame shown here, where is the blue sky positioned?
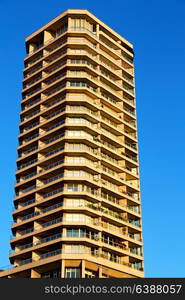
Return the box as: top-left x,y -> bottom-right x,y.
0,0 -> 185,277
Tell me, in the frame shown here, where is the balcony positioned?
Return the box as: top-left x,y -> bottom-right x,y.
21,121 -> 40,133
20,133 -> 39,145
45,132 -> 65,145
17,158 -> 37,170
45,145 -> 64,158
44,71 -> 66,86
21,199 -> 35,208
45,107 -> 65,120
10,247 -> 143,272
21,95 -> 66,130
45,120 -> 65,132
19,258 -> 32,266
19,227 -> 34,236
25,53 -> 43,68
43,159 -> 64,171
23,87 -> 41,100
42,217 -> 63,228
68,26 -> 97,38
20,185 -> 36,195
43,173 -> 64,185
24,64 -> 43,79
23,75 -> 42,90
21,211 -> 39,221
100,36 -> 133,67
44,83 -> 66,97
25,26 -> 67,59
20,146 -> 38,157
22,98 -> 41,111
22,171 -> 37,181
43,187 -> 63,199
21,110 -> 40,122
41,249 -> 61,259
45,95 -> 65,108
69,59 -> 97,70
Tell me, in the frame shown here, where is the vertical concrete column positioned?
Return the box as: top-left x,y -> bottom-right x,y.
44,30 -> 53,44
61,259 -> 65,278
63,227 -> 67,238
98,266 -> 102,278
81,260 -> 85,278
32,251 -> 40,262
96,24 -> 100,38
31,269 -> 41,278
29,43 -> 35,54
68,17 -> 73,30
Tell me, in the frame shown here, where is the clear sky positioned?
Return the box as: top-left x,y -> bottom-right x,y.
0,0 -> 185,278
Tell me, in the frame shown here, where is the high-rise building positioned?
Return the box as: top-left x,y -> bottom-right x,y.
0,9 -> 144,278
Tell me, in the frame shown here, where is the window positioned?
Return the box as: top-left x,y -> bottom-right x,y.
65,214 -> 86,222
70,81 -> 76,87
65,245 -> 86,254
66,183 -> 78,192
65,268 -> 81,278
41,269 -> 61,278
66,183 -> 85,192
66,170 -> 85,177
65,199 -> 84,207
66,228 -> 85,237
56,24 -> 67,37
67,130 -> 86,137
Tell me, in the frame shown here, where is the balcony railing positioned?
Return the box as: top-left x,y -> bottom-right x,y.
9,248 -> 143,271
124,107 -> 135,116
21,211 -> 39,221
21,146 -> 38,157
23,75 -> 42,89
22,121 -> 40,133
100,37 -> 133,66
20,185 -> 36,194
45,145 -> 64,158
42,217 -> 63,228
45,95 -> 66,108
44,173 -> 63,185
25,54 -> 43,67
45,107 -> 65,120
45,83 -> 66,97
46,50 -> 67,64
23,87 -> 41,99
24,65 -> 43,78
21,199 -> 35,208
21,110 -> 40,122
69,27 -> 97,37
43,187 -> 64,199
23,98 -> 40,111
25,27 -> 67,58
19,227 -> 34,236
45,120 -> 65,132
45,71 -> 66,86
22,171 -> 37,181
20,133 -> 39,144
19,257 -> 32,266
45,132 -> 65,145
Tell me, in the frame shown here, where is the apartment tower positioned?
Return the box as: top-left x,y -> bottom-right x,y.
0,9 -> 144,278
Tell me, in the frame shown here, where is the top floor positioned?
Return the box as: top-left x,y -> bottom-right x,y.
25,9 -> 134,59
